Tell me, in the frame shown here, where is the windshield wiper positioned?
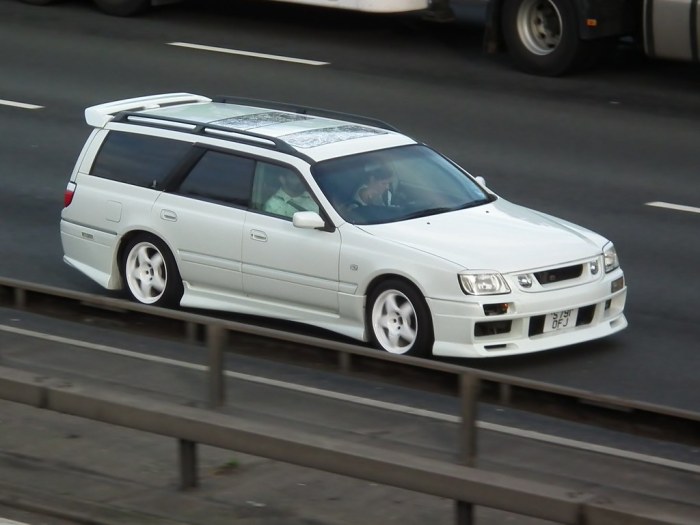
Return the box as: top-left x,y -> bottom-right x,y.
458,197 -> 492,209
401,207 -> 455,220
401,198 -> 492,221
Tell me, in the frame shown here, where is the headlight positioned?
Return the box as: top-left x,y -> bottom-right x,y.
603,242 -> 619,273
459,272 -> 511,295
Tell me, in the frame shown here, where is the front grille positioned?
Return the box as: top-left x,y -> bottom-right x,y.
534,264 -> 583,285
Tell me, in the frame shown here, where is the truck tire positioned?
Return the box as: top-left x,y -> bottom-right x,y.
92,0 -> 150,16
501,0 -> 593,76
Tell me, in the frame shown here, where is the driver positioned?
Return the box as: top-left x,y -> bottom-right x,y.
350,167 -> 394,208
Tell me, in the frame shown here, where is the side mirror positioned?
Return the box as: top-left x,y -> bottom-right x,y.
292,211 -> 326,229
475,175 -> 487,187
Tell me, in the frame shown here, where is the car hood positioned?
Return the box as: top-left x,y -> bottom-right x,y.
358,199 -> 607,272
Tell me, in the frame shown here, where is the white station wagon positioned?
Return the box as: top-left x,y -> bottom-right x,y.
61,93 -> 627,358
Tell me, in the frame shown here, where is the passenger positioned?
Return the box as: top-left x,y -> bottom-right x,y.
264,171 -> 319,218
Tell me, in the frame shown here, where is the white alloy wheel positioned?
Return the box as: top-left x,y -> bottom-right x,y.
371,288 -> 419,354
516,0 -> 563,56
125,241 -> 168,304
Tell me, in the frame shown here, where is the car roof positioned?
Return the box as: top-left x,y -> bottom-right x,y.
85,93 -> 415,163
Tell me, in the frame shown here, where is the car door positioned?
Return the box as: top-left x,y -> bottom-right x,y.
152,148 -> 253,296
242,162 -> 341,314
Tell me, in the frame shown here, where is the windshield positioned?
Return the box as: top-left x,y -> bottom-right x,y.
311,144 -> 493,225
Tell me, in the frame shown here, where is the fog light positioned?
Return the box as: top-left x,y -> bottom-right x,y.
589,260 -> 599,275
517,274 -> 532,288
611,276 -> 624,293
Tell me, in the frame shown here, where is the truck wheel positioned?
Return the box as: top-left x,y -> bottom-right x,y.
92,0 -> 150,16
501,0 -> 592,76
367,280 -> 434,357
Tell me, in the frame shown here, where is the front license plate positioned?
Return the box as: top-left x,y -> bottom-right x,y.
543,309 -> 578,333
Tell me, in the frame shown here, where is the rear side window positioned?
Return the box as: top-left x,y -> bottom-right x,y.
177,150 -> 254,207
90,131 -> 191,189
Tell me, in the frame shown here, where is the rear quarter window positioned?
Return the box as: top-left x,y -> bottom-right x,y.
90,131 -> 191,189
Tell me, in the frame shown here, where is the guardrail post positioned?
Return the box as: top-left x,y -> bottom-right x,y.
178,438 -> 198,489
456,371 -> 480,525
185,322 -> 200,343
14,288 -> 26,309
207,324 -> 226,408
338,352 -> 352,373
499,383 -> 512,404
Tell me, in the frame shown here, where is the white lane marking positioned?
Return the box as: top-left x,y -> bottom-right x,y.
0,99 -> 43,110
0,519 -> 32,525
646,201 -> 700,215
167,42 -> 329,66
2,323 -> 699,474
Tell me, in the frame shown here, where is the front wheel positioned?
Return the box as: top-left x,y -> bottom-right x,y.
367,280 -> 434,357
501,0 -> 596,76
121,234 -> 183,307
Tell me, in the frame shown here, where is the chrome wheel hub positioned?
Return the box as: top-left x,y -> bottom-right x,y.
517,0 -> 562,56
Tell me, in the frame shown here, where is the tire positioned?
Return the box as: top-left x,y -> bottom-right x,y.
501,0 -> 597,76
367,280 -> 434,357
92,0 -> 150,16
121,233 -> 183,307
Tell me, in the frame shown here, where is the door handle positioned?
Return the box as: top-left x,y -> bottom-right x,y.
250,229 -> 267,242
160,209 -> 177,222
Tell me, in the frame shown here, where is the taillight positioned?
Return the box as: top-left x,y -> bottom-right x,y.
64,182 -> 76,207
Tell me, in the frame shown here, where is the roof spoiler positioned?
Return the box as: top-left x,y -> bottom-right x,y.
84,93 -> 211,128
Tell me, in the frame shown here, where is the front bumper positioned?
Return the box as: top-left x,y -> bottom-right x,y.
427,269 -> 627,358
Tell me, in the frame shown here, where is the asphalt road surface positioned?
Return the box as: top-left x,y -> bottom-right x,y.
1,0 -> 699,413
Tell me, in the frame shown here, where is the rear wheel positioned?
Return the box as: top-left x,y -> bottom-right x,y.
121,234 -> 183,307
92,0 -> 150,16
502,0 -> 598,76
367,280 -> 433,357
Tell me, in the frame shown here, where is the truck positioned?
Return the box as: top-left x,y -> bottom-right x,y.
17,0 -> 700,76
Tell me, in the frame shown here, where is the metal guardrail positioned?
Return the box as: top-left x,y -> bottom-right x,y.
2,276 -> 700,524
0,366 -> 696,525
1,276 -> 698,450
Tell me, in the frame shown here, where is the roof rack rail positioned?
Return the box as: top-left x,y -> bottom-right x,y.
211,96 -> 400,133
111,112 -> 310,160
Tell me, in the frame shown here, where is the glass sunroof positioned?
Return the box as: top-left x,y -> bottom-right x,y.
282,125 -> 387,149
212,112 -> 311,130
